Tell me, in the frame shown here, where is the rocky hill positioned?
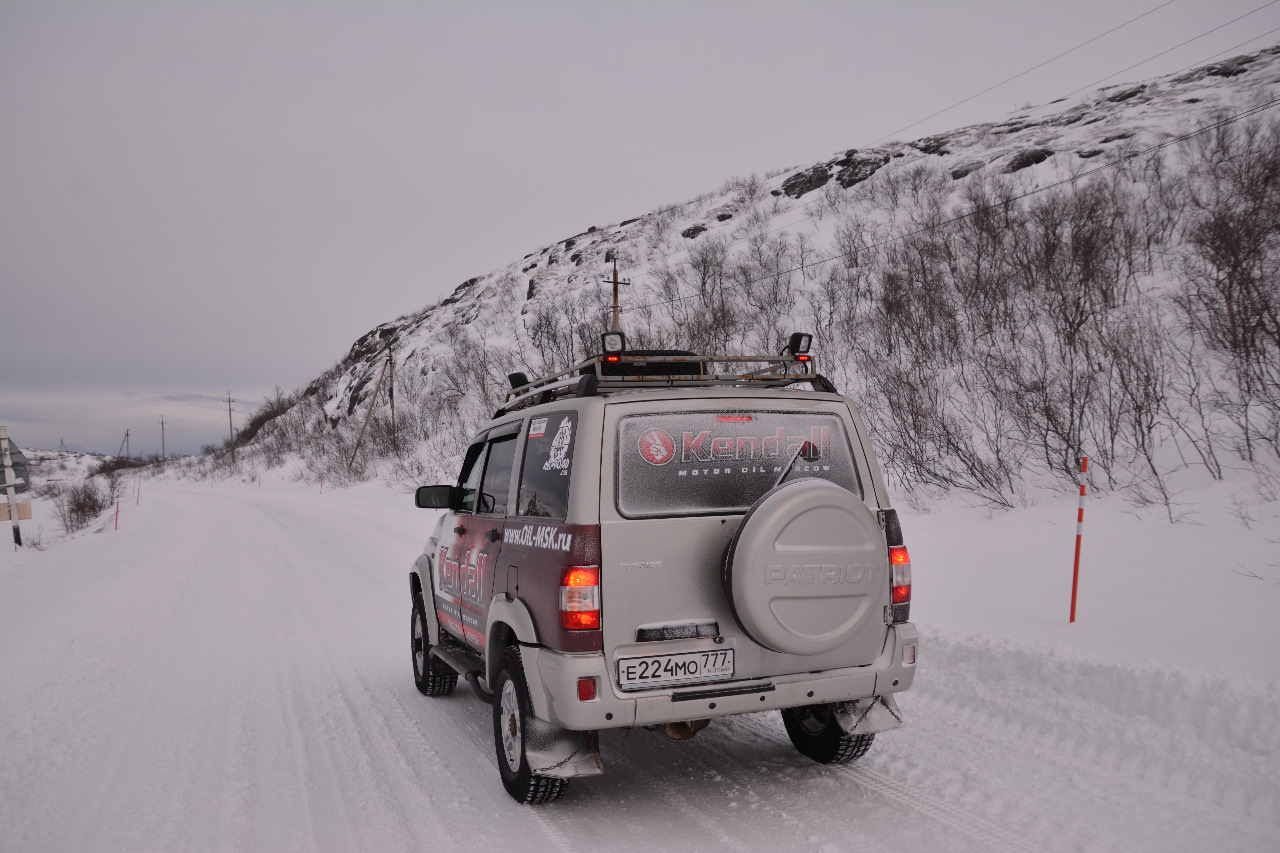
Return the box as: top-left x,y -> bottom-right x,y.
238,46 -> 1280,509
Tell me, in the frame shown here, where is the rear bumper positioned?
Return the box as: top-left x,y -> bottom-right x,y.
521,623 -> 917,731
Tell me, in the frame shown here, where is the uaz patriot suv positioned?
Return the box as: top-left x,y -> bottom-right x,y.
409,332 -> 916,803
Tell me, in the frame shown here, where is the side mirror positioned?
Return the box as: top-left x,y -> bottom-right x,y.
415,484 -> 456,509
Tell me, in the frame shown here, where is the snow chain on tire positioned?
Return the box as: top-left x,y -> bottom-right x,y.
493,645 -> 570,804
412,599 -> 458,697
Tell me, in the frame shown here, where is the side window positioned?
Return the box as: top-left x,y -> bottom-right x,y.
457,441 -> 487,513
477,435 -> 517,515
516,412 -> 577,520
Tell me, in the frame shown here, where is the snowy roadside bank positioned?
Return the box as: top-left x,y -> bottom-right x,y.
1,476 -> 1276,851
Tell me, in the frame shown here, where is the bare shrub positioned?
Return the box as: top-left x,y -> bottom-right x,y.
52,479 -> 109,534
861,364 -> 1016,507
1175,115 -> 1280,461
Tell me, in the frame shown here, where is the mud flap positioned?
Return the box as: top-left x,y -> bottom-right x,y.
833,694 -> 904,736
525,719 -> 605,779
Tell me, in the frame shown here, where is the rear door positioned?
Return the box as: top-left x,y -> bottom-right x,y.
599,401 -> 889,689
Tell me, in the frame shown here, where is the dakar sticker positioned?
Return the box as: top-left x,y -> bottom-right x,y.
637,428 -> 676,466
528,417 -> 548,439
543,417 -> 573,472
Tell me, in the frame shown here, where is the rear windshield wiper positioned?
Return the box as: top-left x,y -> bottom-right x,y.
772,440 -> 814,489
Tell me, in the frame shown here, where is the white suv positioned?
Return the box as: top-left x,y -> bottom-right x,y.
411,332 -> 916,803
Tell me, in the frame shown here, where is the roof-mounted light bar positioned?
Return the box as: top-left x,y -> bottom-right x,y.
494,334 -> 826,416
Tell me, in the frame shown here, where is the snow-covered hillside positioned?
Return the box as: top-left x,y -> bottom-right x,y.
222,46 -> 1280,510
1,473 -> 1276,852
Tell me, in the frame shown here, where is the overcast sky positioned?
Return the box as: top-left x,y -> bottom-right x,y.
3,0 -> 1278,456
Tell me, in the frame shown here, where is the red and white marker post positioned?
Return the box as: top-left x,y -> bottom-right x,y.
1069,456 -> 1088,623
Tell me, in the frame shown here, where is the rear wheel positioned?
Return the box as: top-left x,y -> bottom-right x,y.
781,704 -> 874,764
411,599 -> 457,696
492,645 -> 569,804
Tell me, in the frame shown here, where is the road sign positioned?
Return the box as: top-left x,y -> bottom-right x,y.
0,502 -> 31,521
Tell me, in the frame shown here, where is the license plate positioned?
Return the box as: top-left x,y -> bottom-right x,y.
616,649 -> 735,691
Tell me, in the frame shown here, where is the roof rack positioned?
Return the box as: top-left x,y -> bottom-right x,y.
497,347 -> 837,416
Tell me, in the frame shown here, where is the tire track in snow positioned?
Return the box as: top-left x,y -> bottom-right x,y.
252,493 -> 578,853
58,501 -> 227,850
916,689 -> 1280,851
848,764 -> 1034,853
729,711 -> 1035,853
251,498 -> 447,851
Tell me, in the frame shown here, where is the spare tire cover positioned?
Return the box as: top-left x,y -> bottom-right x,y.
723,479 -> 886,656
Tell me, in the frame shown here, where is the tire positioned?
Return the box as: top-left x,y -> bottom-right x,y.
492,645 -> 569,804
411,599 -> 457,697
780,705 -> 875,765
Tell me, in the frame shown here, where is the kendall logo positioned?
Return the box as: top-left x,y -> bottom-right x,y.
682,427 -> 830,463
638,428 -> 676,466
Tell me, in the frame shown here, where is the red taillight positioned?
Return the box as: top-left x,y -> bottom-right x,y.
577,677 -> 597,701
796,354 -> 811,362
889,546 -> 911,604
605,354 -> 620,363
560,565 -> 600,630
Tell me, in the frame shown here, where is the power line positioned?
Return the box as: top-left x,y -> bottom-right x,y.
621,96 -> 1280,316
864,0 -> 1179,147
1170,27 -> 1280,74
1057,0 -> 1280,100
677,3 -> 1263,271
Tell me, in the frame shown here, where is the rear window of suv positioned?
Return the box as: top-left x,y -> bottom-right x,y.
616,410 -> 862,518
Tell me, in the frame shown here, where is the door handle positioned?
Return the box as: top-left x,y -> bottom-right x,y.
454,526 -> 466,536
486,528 -> 502,542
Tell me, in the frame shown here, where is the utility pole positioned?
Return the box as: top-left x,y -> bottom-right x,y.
227,393 -> 236,464
387,345 -> 397,452
160,415 -> 166,460
600,252 -> 630,332
117,429 -> 130,460
59,438 -> 67,453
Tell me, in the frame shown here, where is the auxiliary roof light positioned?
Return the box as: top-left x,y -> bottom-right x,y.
785,332 -> 813,355
601,331 -> 627,355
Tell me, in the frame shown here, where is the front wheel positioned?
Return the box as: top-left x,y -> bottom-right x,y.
492,645 -> 569,804
781,704 -> 875,764
411,599 -> 457,697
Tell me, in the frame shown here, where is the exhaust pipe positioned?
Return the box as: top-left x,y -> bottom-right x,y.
660,719 -> 711,741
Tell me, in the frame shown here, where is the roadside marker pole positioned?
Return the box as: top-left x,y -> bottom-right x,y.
114,486 -> 121,531
1069,456 -> 1088,623
319,475 -> 324,495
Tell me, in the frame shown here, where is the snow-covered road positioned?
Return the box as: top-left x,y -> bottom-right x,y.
2,478 -> 1277,852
